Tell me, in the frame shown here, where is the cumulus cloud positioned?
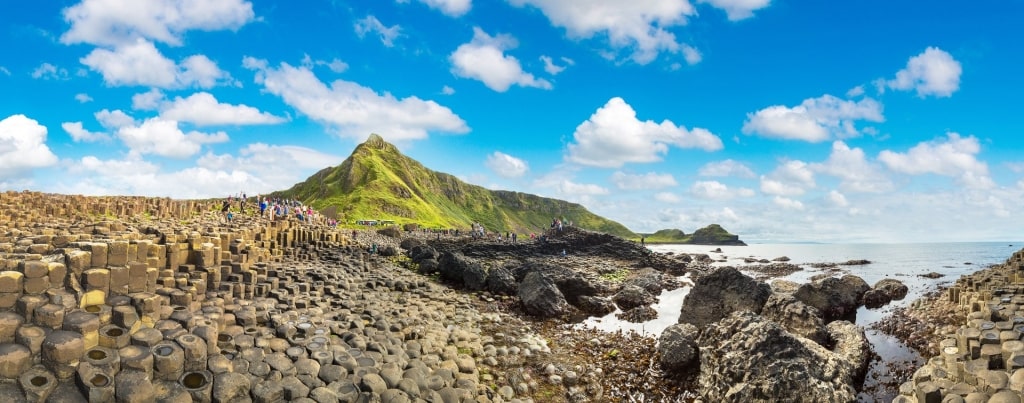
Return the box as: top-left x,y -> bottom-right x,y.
59,142 -> 343,198
878,132 -> 993,188
61,0 -> 255,46
96,109 -> 136,129
508,0 -> 702,65
886,47 -> 962,98
0,115 -> 59,180
81,39 -> 232,88
75,93 -> 94,103
300,54 -> 348,73
742,94 -> 884,142
62,121 -> 111,142
698,0 -> 771,21
402,0 -> 471,17
441,85 -> 455,95
827,190 -> 848,207
32,63 -> 70,80
610,171 -> 677,190
116,117 -> 229,158
566,97 -> 723,168
450,28 -> 551,92
759,160 -> 814,196
132,88 -> 164,110
354,15 -> 401,47
246,58 -> 468,140
811,141 -> 892,193
485,151 -> 529,178
690,180 -> 755,200
159,92 -> 286,126
540,55 -> 573,75
698,159 -> 756,178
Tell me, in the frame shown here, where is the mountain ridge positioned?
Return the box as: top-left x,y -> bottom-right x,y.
273,134 -> 638,238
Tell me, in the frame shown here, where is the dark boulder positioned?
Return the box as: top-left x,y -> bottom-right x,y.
511,263 -> 602,306
377,226 -> 401,238
417,258 -> 439,274
793,275 -> 870,322
678,267 -> 772,327
485,265 -> 517,296
400,238 -> 423,250
863,277 -> 910,308
760,293 -> 827,345
437,252 -> 488,290
622,268 -> 666,294
612,285 -> 657,311
658,323 -> 700,373
409,245 -> 439,263
518,272 -> 572,318
697,311 -> 860,402
378,245 -> 398,257
576,295 -> 616,316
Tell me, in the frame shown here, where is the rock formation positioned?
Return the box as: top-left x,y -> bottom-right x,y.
677,267 -> 772,327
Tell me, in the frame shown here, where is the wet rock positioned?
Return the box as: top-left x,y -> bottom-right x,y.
611,285 -> 656,311
518,272 -> 572,318
760,293 -> 827,345
825,320 -> 871,383
919,272 -> 944,279
575,295 -> 616,317
378,245 -> 398,257
793,275 -> 870,322
678,267 -> 772,327
399,238 -> 423,250
698,311 -> 859,402
658,323 -> 699,373
408,245 -> 439,263
622,268 -> 665,294
485,265 -> 517,296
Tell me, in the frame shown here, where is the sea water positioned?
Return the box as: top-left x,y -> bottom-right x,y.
578,242 -> 1020,401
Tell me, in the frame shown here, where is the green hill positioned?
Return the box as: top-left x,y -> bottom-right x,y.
273,134 -> 637,238
642,224 -> 746,245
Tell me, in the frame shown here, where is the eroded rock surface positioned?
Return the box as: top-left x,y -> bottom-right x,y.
678,267 -> 771,327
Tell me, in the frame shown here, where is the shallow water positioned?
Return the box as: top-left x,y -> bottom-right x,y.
578,242 -> 1019,401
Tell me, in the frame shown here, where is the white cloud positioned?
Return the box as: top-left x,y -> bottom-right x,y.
878,132 -> 993,188
0,66 -> 10,76
450,28 -> 551,92
698,159 -> 756,178
507,0 -> 700,65
698,0 -> 771,21
846,85 -> 865,97
95,109 -> 136,129
655,192 -> 682,203
81,39 -> 232,89
403,0 -> 471,17
773,196 -> 804,210
116,117 -> 229,158
0,115 -> 59,180
811,141 -> 892,193
354,15 -> 401,47
759,160 -> 814,196
62,121 -> 111,142
159,92 -> 286,126
441,85 -> 456,95
886,47 -> 962,98
61,0 -> 255,47
32,63 -> 70,80
540,55 -> 573,75
610,171 -> 677,190
246,58 -> 468,140
742,94 -> 884,142
485,151 -> 529,178
301,55 -> 349,74
827,190 -> 848,207
690,180 -> 755,200
75,93 -> 94,103
566,97 -> 723,168
132,88 -> 164,110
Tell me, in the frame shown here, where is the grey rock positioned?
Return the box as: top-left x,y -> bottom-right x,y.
658,323 -> 699,373
518,272 -> 572,318
760,293 -> 827,345
678,267 -> 771,327
793,275 -> 870,321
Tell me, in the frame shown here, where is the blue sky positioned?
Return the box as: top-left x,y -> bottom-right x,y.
1,0 -> 1022,243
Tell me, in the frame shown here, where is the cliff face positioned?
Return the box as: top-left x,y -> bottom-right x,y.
274,134 -> 637,238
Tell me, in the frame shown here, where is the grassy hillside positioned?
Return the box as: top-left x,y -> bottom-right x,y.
641,224 -> 745,245
274,134 -> 636,238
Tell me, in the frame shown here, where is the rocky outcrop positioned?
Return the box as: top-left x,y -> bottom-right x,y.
678,267 -> 772,327
518,272 -> 572,318
484,265 -> 517,295
825,320 -> 871,383
612,285 -> 656,311
760,293 -> 827,345
697,311 -> 860,403
658,323 -> 699,373
793,275 -> 870,321
862,278 -> 908,308
437,252 -> 488,290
